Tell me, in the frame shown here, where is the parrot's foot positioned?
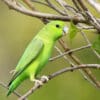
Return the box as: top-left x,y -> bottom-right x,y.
41,75 -> 49,82
34,79 -> 43,86
34,76 -> 49,87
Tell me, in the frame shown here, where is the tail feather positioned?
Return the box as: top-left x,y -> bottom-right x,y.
7,89 -> 12,96
7,78 -> 21,96
7,74 -> 27,96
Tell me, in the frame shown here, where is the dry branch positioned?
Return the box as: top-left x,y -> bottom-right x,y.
19,64 -> 100,100
87,0 -> 100,13
3,0 -> 86,23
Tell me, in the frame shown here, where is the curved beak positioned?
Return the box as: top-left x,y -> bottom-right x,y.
63,26 -> 69,35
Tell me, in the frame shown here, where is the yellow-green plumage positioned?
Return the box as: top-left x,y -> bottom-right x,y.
7,21 -> 68,96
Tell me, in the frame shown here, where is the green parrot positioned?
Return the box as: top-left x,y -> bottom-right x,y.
7,20 -> 68,96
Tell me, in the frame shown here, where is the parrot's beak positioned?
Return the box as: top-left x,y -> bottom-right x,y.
63,26 -> 69,35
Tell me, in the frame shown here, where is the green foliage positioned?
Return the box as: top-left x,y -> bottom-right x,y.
68,21 -> 80,41
92,35 -> 100,54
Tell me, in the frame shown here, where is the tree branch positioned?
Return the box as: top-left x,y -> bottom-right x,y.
19,64 -> 100,100
50,44 -> 91,61
78,0 -> 100,32
3,0 -> 86,23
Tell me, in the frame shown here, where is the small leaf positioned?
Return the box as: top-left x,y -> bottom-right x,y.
68,21 -> 79,40
92,36 -> 100,54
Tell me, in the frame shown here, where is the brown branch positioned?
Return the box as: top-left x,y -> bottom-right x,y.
23,0 -> 36,10
45,0 -> 67,15
50,44 -> 91,61
72,0 -> 82,11
54,46 -> 74,66
31,0 -> 49,7
3,0 -> 86,23
87,0 -> 100,13
58,34 -> 100,88
18,64 -> 100,100
56,0 -> 78,14
78,0 -> 100,33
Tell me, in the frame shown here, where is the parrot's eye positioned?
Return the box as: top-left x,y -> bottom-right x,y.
56,24 -> 60,28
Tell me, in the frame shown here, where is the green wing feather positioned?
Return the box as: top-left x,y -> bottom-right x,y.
8,38 -> 44,86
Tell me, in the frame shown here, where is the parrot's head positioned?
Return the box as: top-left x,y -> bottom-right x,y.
45,20 -> 69,41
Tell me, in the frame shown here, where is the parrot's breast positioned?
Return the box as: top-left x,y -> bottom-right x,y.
25,42 -> 54,78
35,42 -> 54,76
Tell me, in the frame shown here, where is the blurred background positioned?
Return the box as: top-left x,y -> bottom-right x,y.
0,0 -> 100,100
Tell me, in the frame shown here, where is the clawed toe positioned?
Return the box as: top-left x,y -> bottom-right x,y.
33,75 -> 49,87
41,75 -> 49,82
34,79 -> 43,86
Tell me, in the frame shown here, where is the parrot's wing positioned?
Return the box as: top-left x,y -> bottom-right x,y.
16,38 -> 44,70
8,38 -> 44,86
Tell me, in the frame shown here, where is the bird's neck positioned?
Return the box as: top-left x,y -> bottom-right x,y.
37,33 -> 56,44
38,35 -> 55,45
37,27 -> 57,42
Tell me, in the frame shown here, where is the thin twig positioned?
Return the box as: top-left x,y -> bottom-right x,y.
50,44 -> 91,61
54,46 -> 92,85
56,0 -> 78,14
31,0 -> 49,7
54,46 -> 75,66
80,31 -> 100,60
87,0 -> 100,13
56,0 -> 68,14
72,0 -> 82,11
78,0 -> 100,32
46,0 -> 67,15
23,0 -> 36,10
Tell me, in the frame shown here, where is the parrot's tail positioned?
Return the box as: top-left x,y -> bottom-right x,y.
7,74 -> 27,96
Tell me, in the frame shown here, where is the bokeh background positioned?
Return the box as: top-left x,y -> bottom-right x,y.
0,0 -> 100,100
